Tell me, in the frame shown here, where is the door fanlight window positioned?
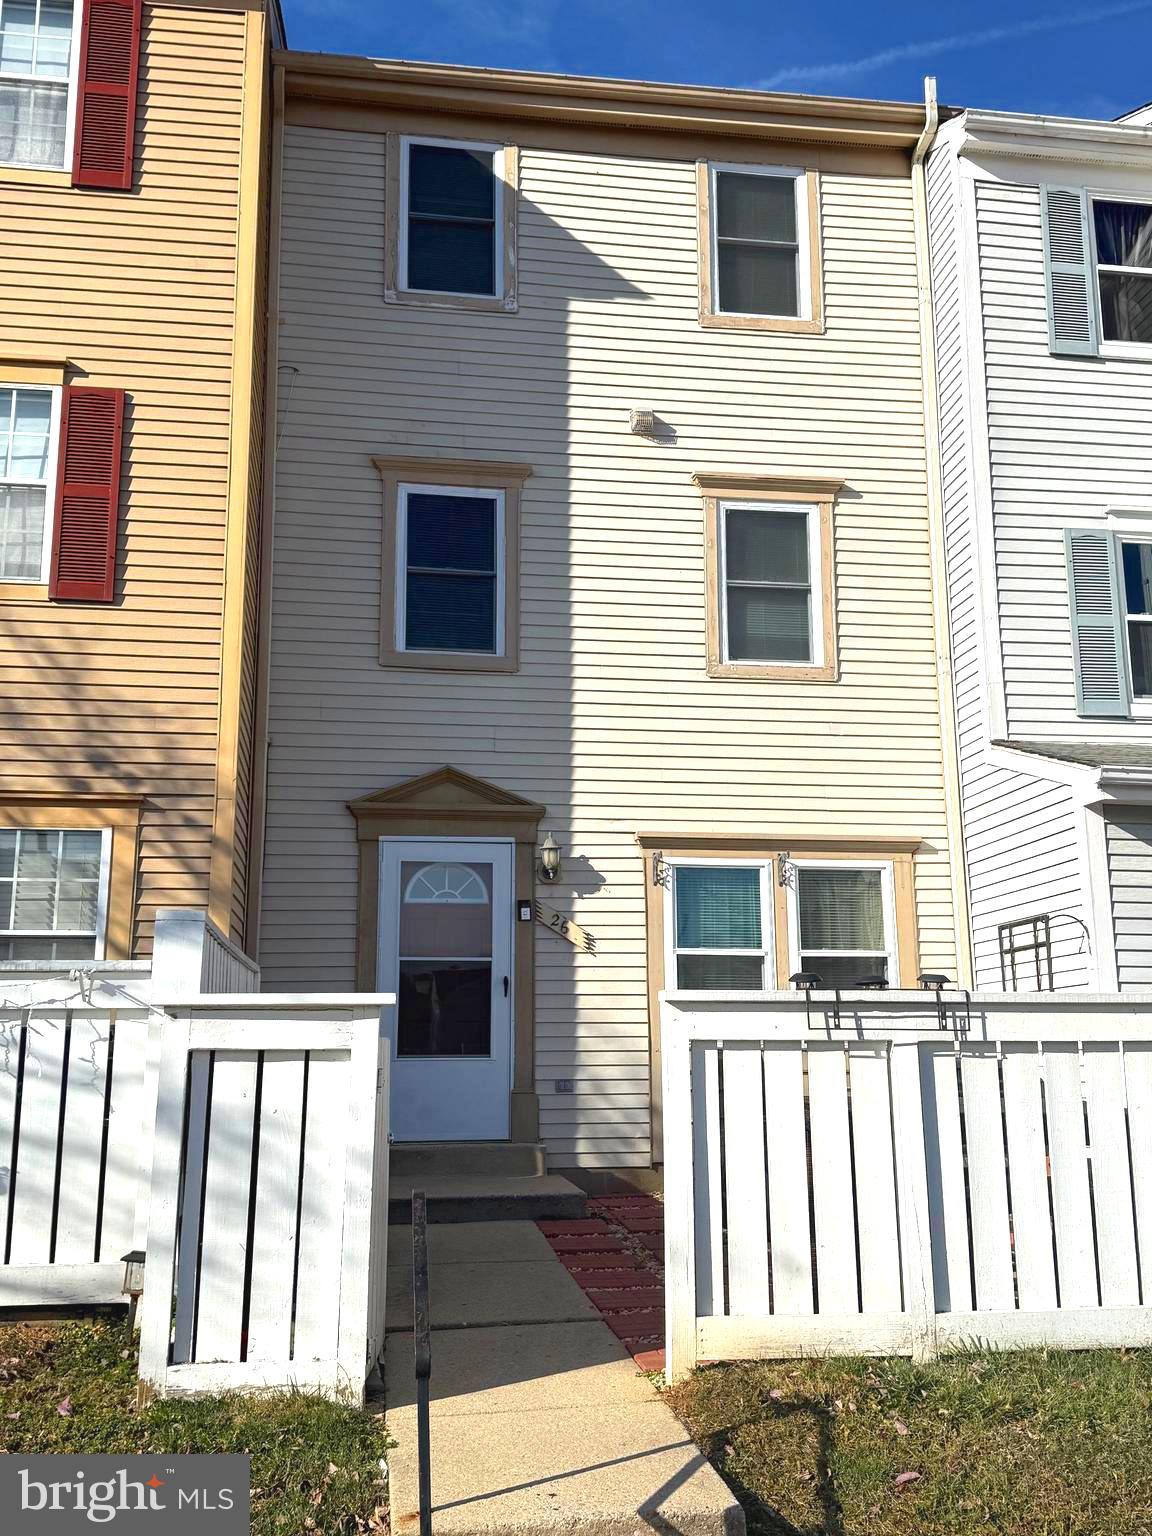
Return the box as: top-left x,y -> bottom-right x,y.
404,861 -> 489,903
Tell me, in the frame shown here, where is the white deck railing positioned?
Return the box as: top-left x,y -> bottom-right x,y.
662,991 -> 1152,1380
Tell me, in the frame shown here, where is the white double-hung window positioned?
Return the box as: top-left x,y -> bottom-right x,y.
0,382 -> 59,582
720,500 -> 823,666
0,0 -> 77,170
667,856 -> 898,992
669,861 -> 775,990
0,826 -> 109,960
400,137 -> 503,298
789,861 -> 897,989
396,484 -> 504,657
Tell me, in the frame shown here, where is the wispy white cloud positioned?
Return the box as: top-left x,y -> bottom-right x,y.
289,0 -> 558,49
756,0 -> 1152,90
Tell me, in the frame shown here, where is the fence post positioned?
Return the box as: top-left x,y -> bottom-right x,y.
890,1040 -> 939,1361
137,1011 -> 192,1400
662,1006 -> 698,1382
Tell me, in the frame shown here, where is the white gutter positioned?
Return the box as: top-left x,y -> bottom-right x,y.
910,77 -> 974,987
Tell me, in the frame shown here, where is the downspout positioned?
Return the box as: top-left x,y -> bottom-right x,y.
911,76 -> 975,987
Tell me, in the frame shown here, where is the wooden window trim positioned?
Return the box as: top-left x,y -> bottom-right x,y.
384,133 -> 519,314
374,455 -> 531,673
697,161 -> 824,334
0,793 -> 142,959
640,834 -> 921,1163
695,471 -> 840,681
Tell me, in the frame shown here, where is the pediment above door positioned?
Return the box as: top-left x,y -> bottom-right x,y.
348,766 -> 546,843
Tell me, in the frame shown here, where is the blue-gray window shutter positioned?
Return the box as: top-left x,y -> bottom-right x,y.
1065,528 -> 1129,717
1041,186 -> 1100,357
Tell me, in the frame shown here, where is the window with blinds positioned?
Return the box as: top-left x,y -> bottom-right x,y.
671,862 -> 774,990
0,827 -> 106,960
401,137 -> 501,298
710,164 -> 807,318
720,501 -> 820,666
396,485 -> 503,656
794,864 -> 893,988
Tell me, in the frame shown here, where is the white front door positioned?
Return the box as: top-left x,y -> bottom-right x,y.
378,837 -> 513,1141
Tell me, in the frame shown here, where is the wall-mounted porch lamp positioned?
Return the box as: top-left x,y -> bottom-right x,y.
538,832 -> 561,882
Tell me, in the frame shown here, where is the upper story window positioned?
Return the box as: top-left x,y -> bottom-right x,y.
695,473 -> 839,683
399,137 -> 504,299
1093,198 -> 1152,348
0,826 -> 107,960
720,501 -> 822,668
0,0 -> 76,170
398,485 -> 503,656
698,163 -> 823,333
374,457 -> 530,674
0,382 -> 59,582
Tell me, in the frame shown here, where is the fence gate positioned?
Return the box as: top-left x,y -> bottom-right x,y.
664,1013 -> 1152,1379
138,1003 -> 390,1401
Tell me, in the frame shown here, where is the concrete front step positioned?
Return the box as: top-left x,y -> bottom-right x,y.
390,1140 -> 547,1178
388,1172 -> 586,1224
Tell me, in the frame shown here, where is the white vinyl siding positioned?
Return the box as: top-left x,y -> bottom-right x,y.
1105,814 -> 1152,989
972,178 -> 1152,741
926,143 -> 1093,990
266,127 -> 958,1167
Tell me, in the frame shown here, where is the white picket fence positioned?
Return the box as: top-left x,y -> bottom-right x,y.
139,1000 -> 391,1401
663,992 -> 1152,1379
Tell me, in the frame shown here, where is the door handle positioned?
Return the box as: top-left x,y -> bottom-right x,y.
503,976 -> 510,997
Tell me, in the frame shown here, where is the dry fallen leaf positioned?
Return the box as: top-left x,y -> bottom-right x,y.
56,1397 -> 73,1417
893,1419 -> 909,1436
893,1471 -> 921,1491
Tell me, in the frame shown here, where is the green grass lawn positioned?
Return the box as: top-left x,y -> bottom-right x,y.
0,1321 -> 388,1534
667,1350 -> 1152,1536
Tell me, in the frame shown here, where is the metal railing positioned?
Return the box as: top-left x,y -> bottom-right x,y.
412,1190 -> 432,1536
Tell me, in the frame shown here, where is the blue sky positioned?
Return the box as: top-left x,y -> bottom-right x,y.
282,0 -> 1152,121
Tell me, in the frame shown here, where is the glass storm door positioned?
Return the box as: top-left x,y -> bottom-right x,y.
378,838 -> 514,1141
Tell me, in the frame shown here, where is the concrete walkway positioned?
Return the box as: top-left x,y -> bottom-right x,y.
384,1220 -> 743,1536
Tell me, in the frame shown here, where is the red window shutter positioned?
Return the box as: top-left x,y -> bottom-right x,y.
49,388 -> 125,603
71,0 -> 143,191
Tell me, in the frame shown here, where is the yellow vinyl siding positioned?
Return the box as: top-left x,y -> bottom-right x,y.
266,123 -> 958,1166
0,4 -> 254,953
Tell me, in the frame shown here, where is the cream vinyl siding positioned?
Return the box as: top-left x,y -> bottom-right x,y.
265,124 -> 958,1166
926,141 -> 1091,989
978,179 -> 1152,739
1106,813 -> 1152,989
0,5 -> 248,951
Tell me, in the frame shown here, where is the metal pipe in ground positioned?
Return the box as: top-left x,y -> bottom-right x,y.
412,1190 -> 432,1536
